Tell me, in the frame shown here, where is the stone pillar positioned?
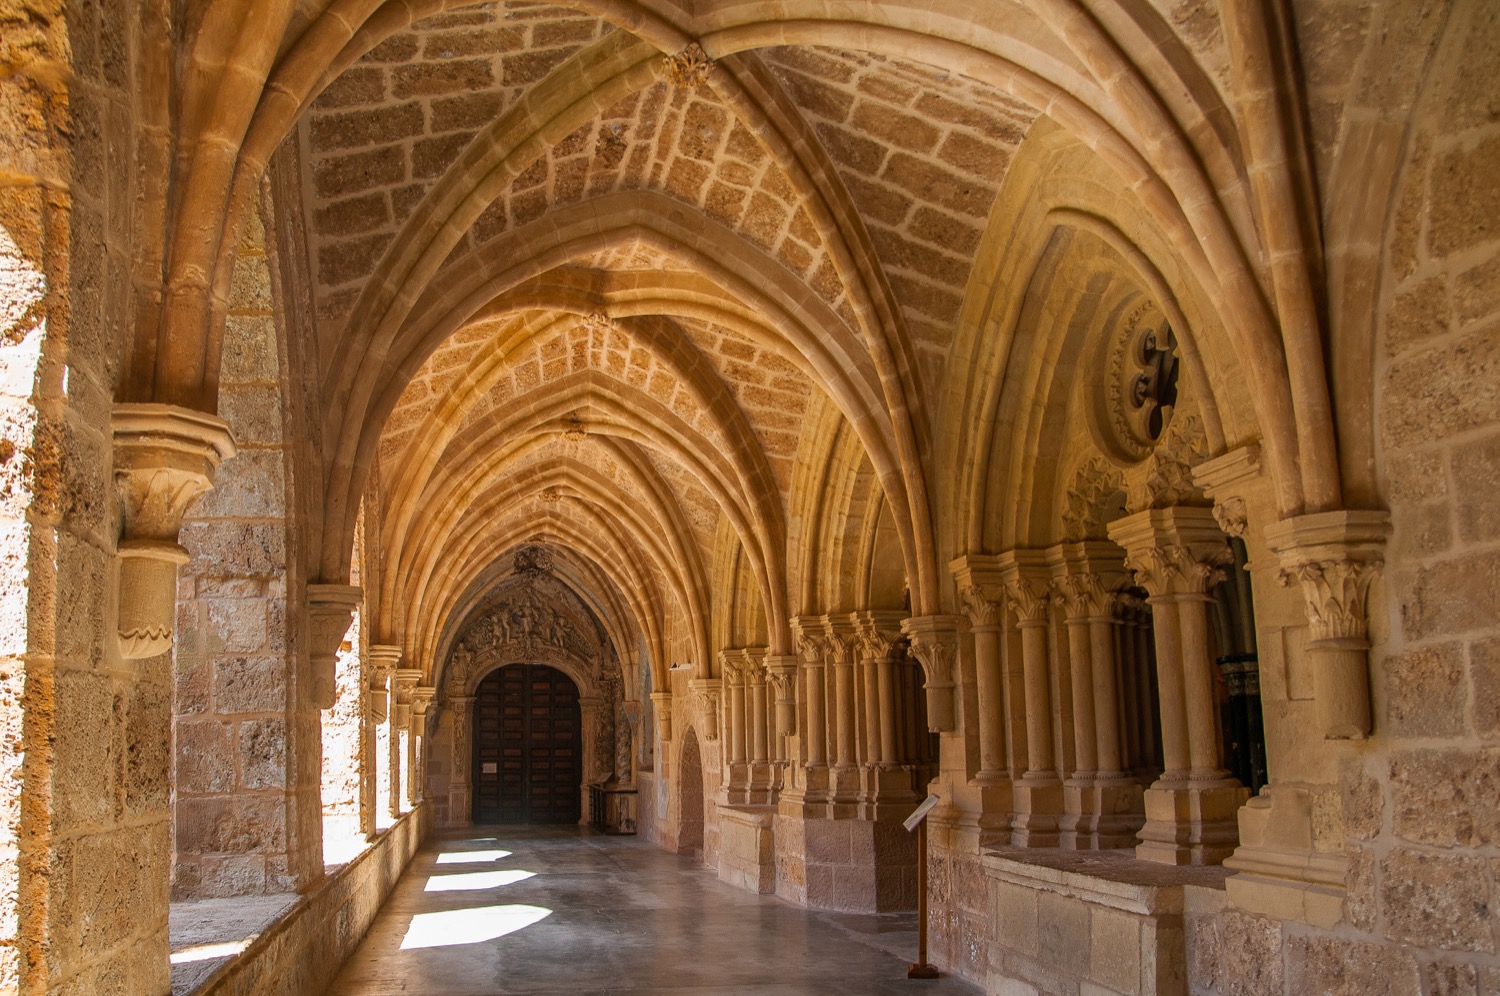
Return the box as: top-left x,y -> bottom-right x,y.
899,615 -> 960,734
1265,511 -> 1391,740
411,687 -> 434,805
1109,506 -> 1247,865
449,694 -> 475,825
958,586 -> 1007,784
766,654 -> 798,761
822,621 -> 861,814
111,405 -> 237,658
747,653 -> 774,803
852,612 -> 913,820
797,634 -> 828,768
392,668 -> 421,815
998,551 -> 1064,847
364,645 -> 399,837
1048,542 -> 1143,849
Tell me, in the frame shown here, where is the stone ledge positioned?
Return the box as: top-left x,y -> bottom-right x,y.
181,805 -> 429,995
983,846 -> 1229,916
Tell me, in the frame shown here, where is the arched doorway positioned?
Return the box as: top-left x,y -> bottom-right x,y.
678,727 -> 704,858
472,664 -> 583,824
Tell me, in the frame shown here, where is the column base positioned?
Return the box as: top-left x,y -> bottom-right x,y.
828,764 -> 862,818
857,765 -> 919,821
1060,776 -> 1145,849
778,764 -> 829,816
1222,787 -> 1346,928
1135,777 -> 1247,865
1010,778 -> 1064,848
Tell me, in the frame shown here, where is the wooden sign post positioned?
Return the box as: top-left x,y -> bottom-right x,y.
903,795 -> 942,980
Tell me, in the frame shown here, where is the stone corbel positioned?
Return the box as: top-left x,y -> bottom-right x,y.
366,644 -> 401,723
651,690 -> 673,742
411,686 -> 436,734
765,654 -> 798,740
900,615 -> 961,732
392,668 -> 423,728
1264,510 -> 1391,739
112,404 -> 236,659
688,677 -> 721,741
307,583 -> 361,709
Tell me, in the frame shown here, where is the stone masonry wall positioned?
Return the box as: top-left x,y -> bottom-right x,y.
175,202 -> 318,898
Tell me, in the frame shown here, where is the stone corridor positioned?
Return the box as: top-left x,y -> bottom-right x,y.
325,828 -> 979,995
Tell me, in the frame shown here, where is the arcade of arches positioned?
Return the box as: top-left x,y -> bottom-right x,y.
0,0 -> 1497,992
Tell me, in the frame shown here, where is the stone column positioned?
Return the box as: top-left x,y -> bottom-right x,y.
449,694 -> 476,825
411,687 -> 434,805
899,615 -> 960,734
958,586 -> 1007,784
852,612 -> 912,819
392,668 -> 421,815
651,690 -> 673,744
797,635 -> 828,767
747,653 -> 773,803
364,645 -> 399,836
1048,542 -> 1143,849
998,551 -> 1063,847
1109,506 -> 1246,865
766,654 -> 798,762
308,585 -> 362,710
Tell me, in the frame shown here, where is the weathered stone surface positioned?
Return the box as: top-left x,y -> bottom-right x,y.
1384,642 -> 1467,737
1286,935 -> 1421,996
1390,749 -> 1500,848
1380,848 -> 1494,952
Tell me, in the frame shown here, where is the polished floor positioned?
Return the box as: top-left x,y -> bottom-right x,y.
326,826 -> 981,995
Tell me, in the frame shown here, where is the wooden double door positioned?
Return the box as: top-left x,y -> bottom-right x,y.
471,664 -> 582,824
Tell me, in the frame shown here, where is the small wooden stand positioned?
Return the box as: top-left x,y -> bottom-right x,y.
904,795 -> 942,980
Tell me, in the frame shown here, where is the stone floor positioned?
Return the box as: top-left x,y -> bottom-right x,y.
326,826 -> 981,995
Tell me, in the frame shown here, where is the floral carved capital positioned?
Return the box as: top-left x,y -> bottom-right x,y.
112,404 -> 235,659
664,42 -> 714,88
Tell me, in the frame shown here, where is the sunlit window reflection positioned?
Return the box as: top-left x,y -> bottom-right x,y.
399,904 -> 552,949
424,869 -> 536,892
435,849 -> 512,864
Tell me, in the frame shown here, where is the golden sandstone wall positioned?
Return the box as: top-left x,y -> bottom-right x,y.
0,1 -> 1498,994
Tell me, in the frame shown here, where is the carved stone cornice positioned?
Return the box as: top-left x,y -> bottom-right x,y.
112,404 -> 236,658
688,677 -> 721,741
1107,506 -> 1232,597
851,610 -> 905,662
1046,541 -> 1128,620
900,614 -> 961,732
307,583 -> 361,710
1264,511 -> 1391,647
1192,445 -> 1263,542
392,667 -> 422,728
366,643 -> 401,723
664,42 -> 714,88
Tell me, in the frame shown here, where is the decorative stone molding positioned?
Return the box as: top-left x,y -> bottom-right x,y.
112,403 -> 236,658
900,615 -> 961,732
307,583 -> 362,709
1264,510 -> 1391,739
1193,445 -> 1263,541
997,550 -> 1055,623
1061,457 -> 1128,542
958,585 -> 1001,628
1108,507 -> 1232,597
1046,542 -> 1128,618
650,690 -> 673,742
366,644 -> 401,723
765,654 -> 797,740
851,610 -> 905,661
411,686 -> 436,734
664,42 -> 714,88
688,677 -> 721,741
392,668 -> 422,729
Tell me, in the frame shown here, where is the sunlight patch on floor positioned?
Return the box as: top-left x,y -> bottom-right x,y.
435,849 -> 512,864
399,905 -> 552,949
424,869 -> 536,892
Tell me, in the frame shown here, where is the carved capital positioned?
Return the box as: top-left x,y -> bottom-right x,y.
1003,575 -> 1053,623
852,610 -> 905,661
959,585 -> 1002,628
688,677 -> 721,741
307,583 -> 361,710
664,42 -> 714,88
1108,506 -> 1231,597
1193,445 -> 1262,541
365,644 -> 400,723
411,686 -> 436,733
796,633 -> 825,667
392,667 -> 422,728
650,690 -> 674,741
900,614 -> 961,732
112,404 -> 236,658
1265,511 -> 1391,647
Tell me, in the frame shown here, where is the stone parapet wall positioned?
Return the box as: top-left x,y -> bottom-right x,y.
716,806 -> 776,894
188,805 -> 428,996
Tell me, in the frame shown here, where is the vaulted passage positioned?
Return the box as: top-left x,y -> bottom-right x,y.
3,0 -> 1498,993
326,828 -> 979,996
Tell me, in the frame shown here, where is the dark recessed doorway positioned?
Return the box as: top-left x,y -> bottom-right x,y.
472,664 -> 582,825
